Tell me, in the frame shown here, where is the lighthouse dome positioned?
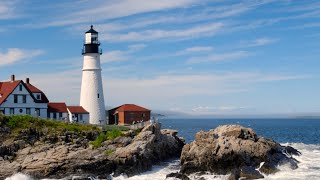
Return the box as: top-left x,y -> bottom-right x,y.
86,25 -> 98,34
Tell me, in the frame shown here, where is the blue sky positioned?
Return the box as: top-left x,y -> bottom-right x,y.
0,0 -> 320,116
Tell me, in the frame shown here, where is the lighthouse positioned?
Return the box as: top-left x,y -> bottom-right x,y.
80,25 -> 107,125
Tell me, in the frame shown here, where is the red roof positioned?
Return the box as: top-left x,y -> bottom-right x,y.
0,80 -> 22,105
115,104 -> 150,112
67,106 -> 89,114
48,102 -> 68,113
26,83 -> 42,93
0,78 -> 49,105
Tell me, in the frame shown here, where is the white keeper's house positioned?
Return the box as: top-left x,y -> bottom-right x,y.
0,75 -> 89,123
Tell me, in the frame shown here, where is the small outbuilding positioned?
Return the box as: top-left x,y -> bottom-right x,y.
67,106 -> 89,124
47,102 -> 69,121
108,104 -> 151,125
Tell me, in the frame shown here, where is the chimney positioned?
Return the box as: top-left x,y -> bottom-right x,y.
26,78 -> 30,84
11,74 -> 15,81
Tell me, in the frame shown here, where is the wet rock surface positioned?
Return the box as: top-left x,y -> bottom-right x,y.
180,125 -> 301,179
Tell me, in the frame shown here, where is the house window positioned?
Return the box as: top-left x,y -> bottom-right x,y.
19,109 -> 23,113
14,95 -> 18,103
142,113 -> 145,118
35,108 -> 40,116
59,112 -> 62,118
36,94 -> 41,100
79,114 -> 83,120
19,84 -> 23,91
22,95 -> 26,103
10,108 -> 14,115
26,108 -> 31,115
53,113 -> 56,119
97,93 -> 99,98
130,112 -> 134,119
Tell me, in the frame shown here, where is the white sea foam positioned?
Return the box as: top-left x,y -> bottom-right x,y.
6,143 -> 320,180
5,173 -> 33,180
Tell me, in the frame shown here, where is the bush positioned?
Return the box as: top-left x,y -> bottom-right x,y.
91,133 -> 108,148
106,128 -> 122,140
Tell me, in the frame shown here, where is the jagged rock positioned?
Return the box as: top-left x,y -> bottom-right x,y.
180,125 -> 301,179
166,172 -> 190,180
0,122 -> 183,179
109,123 -> 185,177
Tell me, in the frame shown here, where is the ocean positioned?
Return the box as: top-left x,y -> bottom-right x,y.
5,118 -> 320,180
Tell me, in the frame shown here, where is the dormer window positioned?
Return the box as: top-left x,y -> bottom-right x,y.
19,84 -> 23,91
36,94 -> 41,100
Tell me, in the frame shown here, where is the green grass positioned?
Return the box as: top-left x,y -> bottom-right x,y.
91,127 -> 124,148
0,115 -> 100,135
105,149 -> 114,156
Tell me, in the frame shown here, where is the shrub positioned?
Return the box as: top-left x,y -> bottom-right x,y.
91,133 -> 108,148
106,128 -> 122,140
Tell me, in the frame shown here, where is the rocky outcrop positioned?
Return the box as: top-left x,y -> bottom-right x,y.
180,125 -> 301,179
0,122 -> 184,179
108,123 -> 185,176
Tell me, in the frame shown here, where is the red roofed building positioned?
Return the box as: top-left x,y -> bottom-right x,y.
67,106 -> 89,124
108,104 -> 151,125
48,102 -> 69,121
0,75 -> 48,118
0,75 -> 91,124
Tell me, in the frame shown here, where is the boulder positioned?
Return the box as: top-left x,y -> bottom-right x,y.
109,122 -> 185,177
180,125 -> 301,179
166,172 -> 190,180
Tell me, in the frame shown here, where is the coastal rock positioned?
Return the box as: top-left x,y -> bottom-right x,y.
180,125 -> 301,179
166,172 -> 190,180
0,122 -> 184,179
109,123 -> 185,177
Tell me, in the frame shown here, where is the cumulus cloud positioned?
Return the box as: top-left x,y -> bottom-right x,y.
0,48 -> 44,66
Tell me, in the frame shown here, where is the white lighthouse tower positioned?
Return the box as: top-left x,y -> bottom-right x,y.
80,25 -> 107,125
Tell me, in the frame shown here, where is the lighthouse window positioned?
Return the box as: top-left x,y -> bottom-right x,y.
97,93 -> 100,98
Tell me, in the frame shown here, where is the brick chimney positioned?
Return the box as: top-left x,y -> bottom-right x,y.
11,74 -> 15,81
26,78 -> 30,84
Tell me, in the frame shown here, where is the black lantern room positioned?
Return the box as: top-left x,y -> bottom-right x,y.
82,25 -> 102,55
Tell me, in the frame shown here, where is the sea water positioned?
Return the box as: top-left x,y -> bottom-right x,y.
5,118 -> 320,180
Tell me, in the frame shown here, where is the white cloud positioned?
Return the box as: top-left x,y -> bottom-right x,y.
192,105 -> 249,112
101,44 -> 147,63
0,48 -> 44,66
0,1 -> 19,20
187,51 -> 249,64
43,0 -> 198,27
175,46 -> 214,56
22,68 -> 311,112
101,51 -> 129,64
243,38 -> 278,47
101,23 -> 224,42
